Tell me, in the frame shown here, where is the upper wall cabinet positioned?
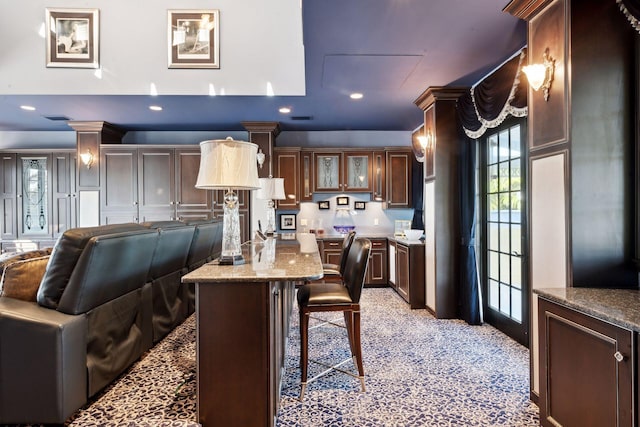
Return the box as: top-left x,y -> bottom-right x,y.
274,147 -> 301,208
385,149 -> 412,208
101,146 -> 212,224
313,151 -> 373,193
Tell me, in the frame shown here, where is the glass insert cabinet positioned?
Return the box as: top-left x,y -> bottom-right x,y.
20,157 -> 49,235
313,151 -> 373,193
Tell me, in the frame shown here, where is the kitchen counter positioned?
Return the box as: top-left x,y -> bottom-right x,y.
182,235 -> 323,427
534,287 -> 640,332
387,235 -> 425,246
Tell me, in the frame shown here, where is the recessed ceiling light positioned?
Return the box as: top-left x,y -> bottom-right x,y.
350,93 -> 363,100
20,105 -> 36,111
149,105 -> 163,111
279,107 -> 291,114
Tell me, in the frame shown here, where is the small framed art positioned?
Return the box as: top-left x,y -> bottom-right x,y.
280,214 -> 297,231
168,10 -> 220,69
318,201 -> 330,210
337,196 -> 350,206
46,8 -> 99,68
354,201 -> 366,210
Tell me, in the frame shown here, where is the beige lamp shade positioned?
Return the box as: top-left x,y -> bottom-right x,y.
256,177 -> 286,200
195,137 -> 261,190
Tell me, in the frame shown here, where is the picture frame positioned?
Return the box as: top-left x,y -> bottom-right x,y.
45,8 -> 99,69
168,10 -> 220,69
337,196 -> 350,206
279,214 -> 297,231
318,201 -> 330,210
354,201 -> 366,210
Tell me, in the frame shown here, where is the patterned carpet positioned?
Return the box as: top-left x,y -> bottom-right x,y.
65,287 -> 539,426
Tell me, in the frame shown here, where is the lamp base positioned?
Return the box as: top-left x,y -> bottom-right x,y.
218,254 -> 246,265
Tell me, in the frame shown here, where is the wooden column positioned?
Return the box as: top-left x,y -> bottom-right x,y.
242,121 -> 281,178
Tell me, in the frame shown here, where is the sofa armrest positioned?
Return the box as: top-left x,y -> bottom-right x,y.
0,297 -> 87,424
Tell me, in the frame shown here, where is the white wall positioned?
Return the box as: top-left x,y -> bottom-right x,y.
0,0 -> 304,96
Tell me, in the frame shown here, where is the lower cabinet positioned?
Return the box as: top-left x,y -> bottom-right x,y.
318,237 -> 387,286
388,239 -> 425,308
538,297 -> 634,427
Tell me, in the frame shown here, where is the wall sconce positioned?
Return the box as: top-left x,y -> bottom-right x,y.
418,129 -> 434,154
80,148 -> 94,169
522,47 -> 555,101
256,148 -> 265,169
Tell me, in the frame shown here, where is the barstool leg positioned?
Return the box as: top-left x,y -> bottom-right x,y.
299,309 -> 310,401
353,309 -> 365,392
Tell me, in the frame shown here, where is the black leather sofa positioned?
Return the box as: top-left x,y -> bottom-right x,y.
0,219 -> 222,425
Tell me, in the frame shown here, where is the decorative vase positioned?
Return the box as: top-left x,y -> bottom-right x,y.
333,208 -> 355,234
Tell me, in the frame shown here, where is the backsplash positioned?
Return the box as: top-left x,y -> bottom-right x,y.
277,193 -> 413,236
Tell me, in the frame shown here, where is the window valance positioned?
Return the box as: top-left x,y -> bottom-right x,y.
459,50 -> 528,139
618,0 -> 640,33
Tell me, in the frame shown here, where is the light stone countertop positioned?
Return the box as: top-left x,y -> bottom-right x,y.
535,287 -> 640,332
182,233 -> 323,283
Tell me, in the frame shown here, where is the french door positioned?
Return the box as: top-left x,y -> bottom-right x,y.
480,118 -> 528,346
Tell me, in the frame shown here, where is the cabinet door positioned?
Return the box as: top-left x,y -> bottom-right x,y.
538,298 -> 633,427
343,152 -> 372,192
52,152 -> 77,238
386,150 -> 412,208
176,148 -> 211,216
274,149 -> 300,208
372,151 -> 386,202
300,151 -> 314,202
101,147 -> 138,224
17,154 -> 52,238
365,239 -> 388,286
0,153 -> 17,240
138,148 -> 175,221
322,239 -> 343,266
314,152 -> 342,192
396,243 -> 410,302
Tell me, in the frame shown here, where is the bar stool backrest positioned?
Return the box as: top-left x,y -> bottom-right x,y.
338,230 -> 357,275
342,237 -> 371,304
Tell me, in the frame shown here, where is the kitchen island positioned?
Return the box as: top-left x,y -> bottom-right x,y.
182,234 -> 323,427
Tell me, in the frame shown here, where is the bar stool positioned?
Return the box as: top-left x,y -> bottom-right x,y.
322,230 -> 356,282
297,237 -> 371,400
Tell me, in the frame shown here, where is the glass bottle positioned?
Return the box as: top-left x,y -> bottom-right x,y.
333,208 -> 355,235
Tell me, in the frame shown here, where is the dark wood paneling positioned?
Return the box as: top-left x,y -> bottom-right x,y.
529,0 -> 568,149
274,149 -> 300,208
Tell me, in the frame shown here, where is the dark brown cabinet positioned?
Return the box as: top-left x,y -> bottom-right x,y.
101,146 -> 214,224
0,153 -> 17,241
274,148 -> 300,208
385,149 -> 412,208
366,238 -> 388,286
313,150 -> 373,193
389,239 -> 425,308
52,152 -> 77,238
538,297 -> 633,427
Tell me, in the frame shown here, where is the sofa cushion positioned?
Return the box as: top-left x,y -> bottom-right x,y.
0,256 -> 50,302
37,223 -> 146,309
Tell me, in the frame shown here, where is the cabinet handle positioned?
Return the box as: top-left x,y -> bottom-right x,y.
17,194 -> 22,198
614,351 -> 625,362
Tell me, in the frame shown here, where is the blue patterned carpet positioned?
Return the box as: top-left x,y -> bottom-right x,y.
66,287 -> 539,426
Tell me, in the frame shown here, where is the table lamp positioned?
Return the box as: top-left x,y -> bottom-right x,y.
196,137 -> 261,265
256,177 -> 286,236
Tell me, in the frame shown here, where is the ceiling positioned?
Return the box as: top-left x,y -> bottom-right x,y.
0,0 -> 526,133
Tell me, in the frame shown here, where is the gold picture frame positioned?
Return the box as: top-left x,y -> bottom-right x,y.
168,9 -> 220,69
46,8 -> 99,69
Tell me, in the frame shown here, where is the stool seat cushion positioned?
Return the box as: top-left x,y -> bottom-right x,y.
297,282 -> 352,307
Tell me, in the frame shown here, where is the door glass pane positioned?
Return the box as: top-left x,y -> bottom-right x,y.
489,251 -> 499,281
498,130 -> 509,162
499,283 -> 510,314
489,280 -> 499,310
500,253 -> 510,283
510,159 -> 521,191
511,289 -> 522,322
22,158 -> 48,235
488,222 -> 499,251
488,135 -> 499,164
511,256 -> 522,289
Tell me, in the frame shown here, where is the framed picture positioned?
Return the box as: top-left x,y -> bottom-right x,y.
45,8 -> 99,69
318,201 -> 330,210
168,10 -> 220,69
280,214 -> 297,231
354,201 -> 366,210
337,196 -> 350,206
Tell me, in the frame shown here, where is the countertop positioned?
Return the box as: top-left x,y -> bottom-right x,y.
312,232 -> 425,246
182,234 -> 323,283
535,287 -> 640,333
